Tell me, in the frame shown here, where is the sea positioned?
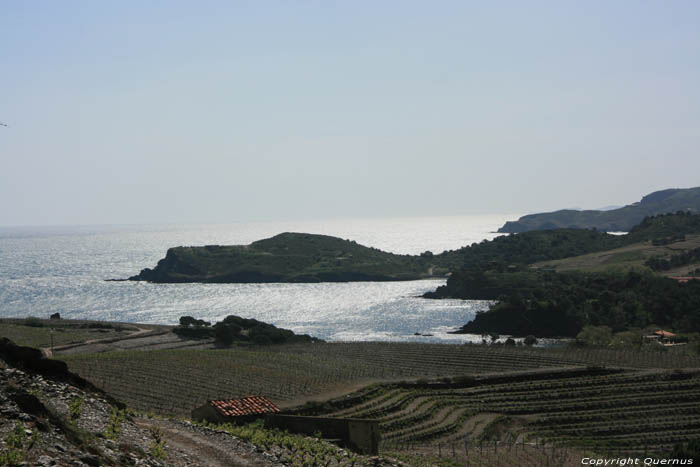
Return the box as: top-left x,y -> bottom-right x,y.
0,214 -> 515,343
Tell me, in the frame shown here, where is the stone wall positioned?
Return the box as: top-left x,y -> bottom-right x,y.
264,414 -> 380,455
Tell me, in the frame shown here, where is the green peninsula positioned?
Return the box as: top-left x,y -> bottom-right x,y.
129,232 -> 450,283
498,186 -> 700,233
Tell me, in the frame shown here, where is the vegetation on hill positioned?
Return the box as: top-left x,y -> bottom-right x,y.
129,211 -> 700,284
447,270 -> 700,337
531,232 -> 700,276
626,210 -> 700,240
645,246 -> 700,273
129,232 -> 449,283
435,229 -> 626,271
498,186 -> 700,233
429,213 -> 700,337
173,314 -> 321,346
436,212 -> 700,273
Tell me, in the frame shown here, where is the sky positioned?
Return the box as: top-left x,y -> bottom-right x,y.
1,1 -> 699,226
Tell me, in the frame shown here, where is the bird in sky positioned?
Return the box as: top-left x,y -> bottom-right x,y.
0,122 -> 8,127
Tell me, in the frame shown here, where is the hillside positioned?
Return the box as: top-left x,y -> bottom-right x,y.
498,186 -> 700,233
427,213 -> 700,337
0,335 -> 393,466
129,232 -> 449,283
4,318 -> 700,464
446,270 -> 700,336
532,233 -> 700,276
433,211 -> 700,274
130,213 -> 700,284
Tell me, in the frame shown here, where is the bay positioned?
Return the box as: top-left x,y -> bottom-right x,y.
0,214 -> 513,343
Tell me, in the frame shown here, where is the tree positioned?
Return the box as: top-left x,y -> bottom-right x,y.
523,335 -> 537,346
179,316 -> 196,327
214,324 -> 238,346
576,325 -> 613,346
179,316 -> 210,327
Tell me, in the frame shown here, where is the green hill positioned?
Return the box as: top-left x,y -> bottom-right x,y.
428,212 -> 700,298
427,213 -> 700,337
130,213 -> 700,284
498,187 -> 700,233
530,212 -> 700,275
129,232 -> 449,283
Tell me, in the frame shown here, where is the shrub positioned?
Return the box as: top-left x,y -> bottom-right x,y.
214,324 -> 239,346
23,317 -> 44,328
576,325 -> 613,346
173,326 -> 214,339
179,316 -> 211,327
105,407 -> 125,440
0,424 -> 26,465
523,335 -> 537,346
69,396 -> 83,421
148,426 -> 167,460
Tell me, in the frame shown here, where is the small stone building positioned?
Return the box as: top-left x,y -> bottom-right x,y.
645,329 -> 681,346
191,396 -> 280,424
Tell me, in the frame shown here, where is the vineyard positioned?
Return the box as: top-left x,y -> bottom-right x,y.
52,341 -> 700,464
306,366 -> 700,460
0,318 -> 140,349
61,342 -> 700,419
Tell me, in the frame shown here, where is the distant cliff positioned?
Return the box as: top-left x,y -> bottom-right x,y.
498,187 -> 700,233
129,232 -> 449,283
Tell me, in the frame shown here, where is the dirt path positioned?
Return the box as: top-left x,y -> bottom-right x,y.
137,418 -> 283,467
42,325 -> 171,357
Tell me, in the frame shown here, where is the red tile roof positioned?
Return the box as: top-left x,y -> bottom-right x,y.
653,330 -> 676,338
671,276 -> 700,283
209,396 -> 280,417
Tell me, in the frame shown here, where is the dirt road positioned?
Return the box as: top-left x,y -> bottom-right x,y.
137,418 -> 284,467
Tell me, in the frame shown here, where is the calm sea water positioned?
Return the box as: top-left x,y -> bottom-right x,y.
0,215 -> 513,343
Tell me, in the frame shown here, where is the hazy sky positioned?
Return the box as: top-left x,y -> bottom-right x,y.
2,1 -> 699,226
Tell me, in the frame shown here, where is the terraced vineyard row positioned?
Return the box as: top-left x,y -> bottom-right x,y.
309,367 -> 700,456
387,440 -> 585,467
287,342 -> 700,370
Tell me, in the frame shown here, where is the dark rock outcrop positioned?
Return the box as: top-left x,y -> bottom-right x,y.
0,337 -> 68,376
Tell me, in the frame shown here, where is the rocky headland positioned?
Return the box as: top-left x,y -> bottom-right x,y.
128,232 -> 451,283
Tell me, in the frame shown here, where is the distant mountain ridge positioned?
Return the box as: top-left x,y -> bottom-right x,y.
498,187 -> 700,233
